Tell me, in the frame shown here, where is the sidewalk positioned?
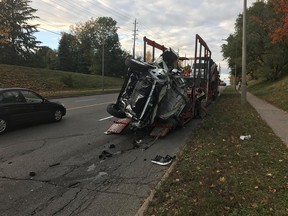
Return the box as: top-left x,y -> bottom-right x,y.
246,92 -> 288,147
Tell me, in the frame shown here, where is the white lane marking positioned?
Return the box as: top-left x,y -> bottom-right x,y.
67,102 -> 111,111
75,98 -> 98,102
66,102 -> 114,122
99,116 -> 114,121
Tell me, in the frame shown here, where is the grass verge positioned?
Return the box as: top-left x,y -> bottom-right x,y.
248,76 -> 288,112
0,64 -> 123,98
145,87 -> 288,216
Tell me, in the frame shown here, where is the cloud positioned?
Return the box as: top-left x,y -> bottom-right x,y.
31,0 -> 255,73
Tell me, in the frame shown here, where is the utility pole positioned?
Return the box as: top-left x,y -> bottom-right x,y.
132,19 -> 138,58
102,42 -> 104,92
235,44 -> 238,90
235,64 -> 237,89
241,0 -> 247,104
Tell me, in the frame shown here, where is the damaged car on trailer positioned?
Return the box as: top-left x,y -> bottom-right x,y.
106,34 -> 220,137
106,48 -> 194,133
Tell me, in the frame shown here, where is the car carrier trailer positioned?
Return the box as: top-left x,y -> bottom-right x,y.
105,34 -> 220,137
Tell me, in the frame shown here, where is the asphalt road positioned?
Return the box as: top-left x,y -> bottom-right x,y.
0,93 -> 201,216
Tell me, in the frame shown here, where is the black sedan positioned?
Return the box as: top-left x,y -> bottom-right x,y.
0,88 -> 66,134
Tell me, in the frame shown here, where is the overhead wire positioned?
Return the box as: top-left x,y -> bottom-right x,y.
88,0 -> 131,22
36,0 -> 133,33
37,27 -> 61,35
33,0 -> 178,53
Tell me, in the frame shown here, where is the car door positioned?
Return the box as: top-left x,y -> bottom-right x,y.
1,90 -> 35,125
20,90 -> 51,122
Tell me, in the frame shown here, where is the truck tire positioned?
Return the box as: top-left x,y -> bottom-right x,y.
107,103 -> 126,118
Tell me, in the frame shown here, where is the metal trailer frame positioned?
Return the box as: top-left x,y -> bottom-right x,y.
143,36 -> 167,62
193,34 -> 211,88
193,34 -> 219,106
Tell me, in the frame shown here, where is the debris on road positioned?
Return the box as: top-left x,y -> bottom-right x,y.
29,171 -> 36,177
240,135 -> 251,140
151,155 -> 175,166
99,150 -> 113,160
109,144 -> 116,149
87,163 -> 96,172
49,162 -> 60,167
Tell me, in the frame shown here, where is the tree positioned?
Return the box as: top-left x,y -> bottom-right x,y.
221,1 -> 288,81
33,46 -> 57,69
0,0 -> 40,65
249,0 -> 288,79
221,34 -> 241,78
269,0 -> 288,44
71,17 -> 126,76
57,32 -> 78,72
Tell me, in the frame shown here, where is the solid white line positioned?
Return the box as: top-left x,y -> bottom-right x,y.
98,116 -> 114,121
75,98 -> 97,102
67,102 -> 111,111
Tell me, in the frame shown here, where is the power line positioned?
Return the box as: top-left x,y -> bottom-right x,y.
36,0 -> 134,34
32,0 -> 171,52
37,27 -> 61,35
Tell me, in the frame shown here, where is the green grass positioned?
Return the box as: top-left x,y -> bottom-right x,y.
248,76 -> 288,112
145,87 -> 288,216
0,64 -> 123,97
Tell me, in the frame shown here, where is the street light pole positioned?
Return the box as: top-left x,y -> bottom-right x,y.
102,42 -> 105,92
241,0 -> 247,104
235,64 -> 237,89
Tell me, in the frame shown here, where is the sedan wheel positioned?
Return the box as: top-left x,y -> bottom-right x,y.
0,118 -> 7,135
53,110 -> 63,122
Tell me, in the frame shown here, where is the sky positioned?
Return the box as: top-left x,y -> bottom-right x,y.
30,0 -> 256,84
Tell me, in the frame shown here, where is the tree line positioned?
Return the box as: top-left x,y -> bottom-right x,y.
221,0 -> 288,82
0,0 -> 129,77
2,0 -> 288,81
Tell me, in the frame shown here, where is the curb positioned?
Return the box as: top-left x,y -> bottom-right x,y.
135,142 -> 188,216
135,160 -> 178,216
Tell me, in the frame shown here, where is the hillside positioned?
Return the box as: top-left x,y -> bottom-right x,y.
248,75 -> 288,112
0,64 -> 123,97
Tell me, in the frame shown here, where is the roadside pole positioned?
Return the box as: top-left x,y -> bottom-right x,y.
102,42 -> 104,92
241,0 -> 247,104
235,64 -> 237,90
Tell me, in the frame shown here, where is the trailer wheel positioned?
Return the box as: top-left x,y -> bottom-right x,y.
125,58 -> 151,72
107,103 -> 126,118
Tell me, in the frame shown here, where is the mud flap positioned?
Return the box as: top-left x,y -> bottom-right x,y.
149,126 -> 172,137
105,118 -> 131,134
